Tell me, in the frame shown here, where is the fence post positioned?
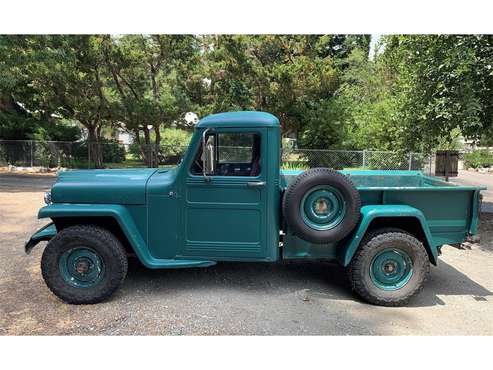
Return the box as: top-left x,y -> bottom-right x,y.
408,152 -> 413,170
362,150 -> 367,168
30,140 -> 33,167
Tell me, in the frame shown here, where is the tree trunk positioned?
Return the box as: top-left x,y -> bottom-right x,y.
153,124 -> 161,168
0,93 -> 17,112
87,125 -> 103,169
142,126 -> 153,167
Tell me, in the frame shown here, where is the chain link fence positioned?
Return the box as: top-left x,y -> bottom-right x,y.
0,139 -> 433,174
281,148 -> 433,174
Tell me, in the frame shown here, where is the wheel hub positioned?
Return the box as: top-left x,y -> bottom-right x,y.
370,248 -> 413,291
314,198 -> 329,215
59,247 -> 105,288
75,258 -> 91,274
300,186 -> 346,231
383,261 -> 396,274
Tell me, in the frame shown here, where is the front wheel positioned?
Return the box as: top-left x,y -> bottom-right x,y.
348,229 -> 430,306
41,225 -> 128,304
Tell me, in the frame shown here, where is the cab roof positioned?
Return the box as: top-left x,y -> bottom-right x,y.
197,111 -> 280,129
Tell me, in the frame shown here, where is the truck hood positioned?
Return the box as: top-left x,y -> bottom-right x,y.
51,168 -> 158,205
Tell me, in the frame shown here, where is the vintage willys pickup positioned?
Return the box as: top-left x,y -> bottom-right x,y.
26,111 -> 484,306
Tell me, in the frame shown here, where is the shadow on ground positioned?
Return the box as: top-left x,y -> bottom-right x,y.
123,257 -> 493,308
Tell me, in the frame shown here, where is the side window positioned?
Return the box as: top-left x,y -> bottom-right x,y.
190,132 -> 261,177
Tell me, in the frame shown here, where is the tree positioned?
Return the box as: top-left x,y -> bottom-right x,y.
380,35 -> 493,152
102,35 -> 200,166
200,35 -> 354,148
0,35 -> 113,167
336,35 -> 493,153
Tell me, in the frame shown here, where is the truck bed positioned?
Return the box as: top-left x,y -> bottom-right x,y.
280,170 -> 485,257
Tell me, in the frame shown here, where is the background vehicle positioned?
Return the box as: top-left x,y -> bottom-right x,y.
25,111 -> 484,306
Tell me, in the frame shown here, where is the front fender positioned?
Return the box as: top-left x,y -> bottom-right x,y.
37,203 -> 216,269
38,203 -> 153,264
340,205 -> 438,267
25,222 -> 57,254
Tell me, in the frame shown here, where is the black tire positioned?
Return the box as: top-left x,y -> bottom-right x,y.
348,228 -> 430,307
41,225 -> 128,304
282,168 -> 361,244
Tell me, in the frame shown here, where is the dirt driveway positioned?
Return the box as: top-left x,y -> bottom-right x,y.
1,172 -> 492,335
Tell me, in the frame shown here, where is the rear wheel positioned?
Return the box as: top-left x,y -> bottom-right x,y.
348,229 -> 430,306
41,225 -> 128,304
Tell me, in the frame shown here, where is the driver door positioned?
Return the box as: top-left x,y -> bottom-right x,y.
181,128 -> 268,260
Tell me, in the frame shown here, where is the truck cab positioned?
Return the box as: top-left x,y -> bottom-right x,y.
146,111 -> 281,263
25,111 -> 485,306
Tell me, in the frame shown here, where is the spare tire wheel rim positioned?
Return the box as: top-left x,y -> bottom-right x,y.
370,248 -> 413,291
300,185 -> 346,231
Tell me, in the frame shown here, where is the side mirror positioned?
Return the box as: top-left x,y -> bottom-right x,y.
202,129 -> 215,178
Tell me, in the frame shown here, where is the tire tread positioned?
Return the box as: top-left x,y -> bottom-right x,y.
348,229 -> 430,307
41,224 -> 128,304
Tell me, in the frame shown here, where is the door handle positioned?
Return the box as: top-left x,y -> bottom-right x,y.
247,181 -> 266,188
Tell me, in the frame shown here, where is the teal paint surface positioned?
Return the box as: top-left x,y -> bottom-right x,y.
24,222 -> 57,253
340,205 -> 437,266
175,126 -> 279,262
26,111 -> 484,270
300,185 -> 346,231
370,248 -> 413,290
197,111 -> 280,129
38,203 -> 215,269
52,168 -> 157,204
59,247 -> 105,288
282,170 -> 485,264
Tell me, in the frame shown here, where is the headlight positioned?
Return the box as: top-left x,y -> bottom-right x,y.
44,191 -> 52,204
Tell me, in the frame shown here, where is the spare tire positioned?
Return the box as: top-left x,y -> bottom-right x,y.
282,168 -> 361,244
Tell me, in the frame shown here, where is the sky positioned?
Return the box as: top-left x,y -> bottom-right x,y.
369,34 -> 382,60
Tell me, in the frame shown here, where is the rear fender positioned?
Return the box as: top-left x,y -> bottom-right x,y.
340,205 -> 438,266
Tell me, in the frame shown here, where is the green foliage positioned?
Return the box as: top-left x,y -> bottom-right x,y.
160,128 -> 192,148
74,138 -> 126,164
129,128 -> 191,165
199,35 -> 364,148
158,128 -> 191,164
0,111 -> 38,140
1,34 -> 492,159
335,35 -> 493,153
435,128 -> 464,151
281,161 -> 309,170
32,121 -> 81,142
378,35 -> 493,152
464,150 -> 493,169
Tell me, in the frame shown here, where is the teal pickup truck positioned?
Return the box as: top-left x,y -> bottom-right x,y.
26,111 -> 484,306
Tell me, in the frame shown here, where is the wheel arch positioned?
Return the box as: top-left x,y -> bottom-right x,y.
37,204 -> 155,267
52,216 -> 134,255
339,205 -> 439,267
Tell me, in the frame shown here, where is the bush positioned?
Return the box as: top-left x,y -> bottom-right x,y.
464,150 -> 493,169
158,129 -> 191,164
74,138 -> 126,164
366,151 -> 409,170
129,128 -> 191,165
299,150 -> 362,170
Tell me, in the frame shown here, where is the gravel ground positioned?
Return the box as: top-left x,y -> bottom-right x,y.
1,172 -> 492,335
